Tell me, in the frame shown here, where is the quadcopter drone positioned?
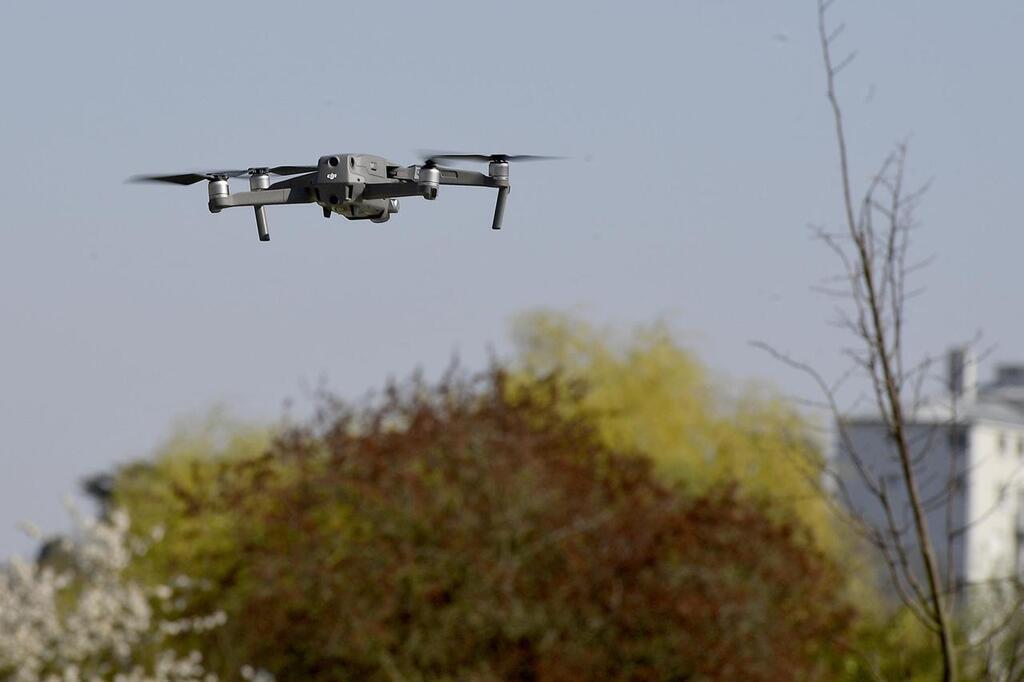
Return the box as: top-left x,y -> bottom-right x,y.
132,153 -> 558,241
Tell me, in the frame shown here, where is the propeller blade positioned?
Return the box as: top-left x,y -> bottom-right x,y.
421,151 -> 564,165
129,169 -> 250,185
501,155 -> 564,162
129,165 -> 315,185
266,165 -> 318,176
128,173 -> 212,186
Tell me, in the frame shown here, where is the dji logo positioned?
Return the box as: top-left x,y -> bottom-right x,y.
326,172 -> 337,180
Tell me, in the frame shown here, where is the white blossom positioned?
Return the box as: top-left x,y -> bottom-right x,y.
0,509 -> 265,682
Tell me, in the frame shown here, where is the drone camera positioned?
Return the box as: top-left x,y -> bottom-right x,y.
370,198 -> 401,224
317,155 -> 350,185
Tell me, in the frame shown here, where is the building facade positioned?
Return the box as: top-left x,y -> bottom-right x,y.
837,352 -> 1024,611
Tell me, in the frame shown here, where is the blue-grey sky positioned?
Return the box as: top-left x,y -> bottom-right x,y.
2,1 -> 1022,556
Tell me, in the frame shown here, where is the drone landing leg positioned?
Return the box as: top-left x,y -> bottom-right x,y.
491,186 -> 509,230
254,206 -> 270,242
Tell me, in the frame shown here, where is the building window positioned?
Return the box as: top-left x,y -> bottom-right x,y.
948,428 -> 967,451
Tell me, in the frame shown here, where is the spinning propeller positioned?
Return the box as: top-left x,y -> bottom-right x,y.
420,152 -> 563,166
130,166 -> 317,186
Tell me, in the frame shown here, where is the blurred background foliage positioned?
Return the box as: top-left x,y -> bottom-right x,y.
508,310 -> 833,546
11,310 -> 994,679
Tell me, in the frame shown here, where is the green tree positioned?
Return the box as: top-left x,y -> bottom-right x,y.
89,409 -> 276,675
509,310 -> 834,549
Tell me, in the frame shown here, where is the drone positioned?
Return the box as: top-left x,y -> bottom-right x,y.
131,152 -> 558,241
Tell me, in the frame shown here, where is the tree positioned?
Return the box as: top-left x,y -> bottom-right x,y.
509,309 -> 837,550
97,410 -> 272,585
93,368 -> 856,680
233,369 -> 858,679
0,507 -> 234,682
84,412 -> 275,677
756,2 -> 963,678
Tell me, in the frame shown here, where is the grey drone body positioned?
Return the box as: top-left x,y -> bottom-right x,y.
134,152 -> 556,242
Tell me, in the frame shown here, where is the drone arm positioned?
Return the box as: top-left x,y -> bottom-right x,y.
437,168 -> 501,187
208,187 -> 314,211
388,166 -> 501,188
362,168 -> 505,200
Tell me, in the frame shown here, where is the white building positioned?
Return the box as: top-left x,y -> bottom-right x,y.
837,350 -> 1024,612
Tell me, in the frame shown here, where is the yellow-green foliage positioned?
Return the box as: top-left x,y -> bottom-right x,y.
509,310 -> 834,549
839,607 -> 946,681
110,408 -> 272,581
104,409 -> 283,673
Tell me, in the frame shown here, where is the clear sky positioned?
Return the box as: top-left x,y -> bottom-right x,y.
2,1 -> 1022,556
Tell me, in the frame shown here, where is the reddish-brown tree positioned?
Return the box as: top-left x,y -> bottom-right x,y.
188,370 -> 854,681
